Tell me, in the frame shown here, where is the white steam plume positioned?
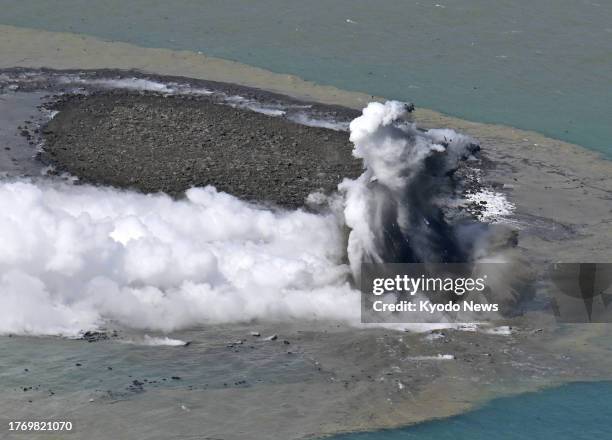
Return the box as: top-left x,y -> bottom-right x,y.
0,181 -> 357,336
0,101 -> 496,337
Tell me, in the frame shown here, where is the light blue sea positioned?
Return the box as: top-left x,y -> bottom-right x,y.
1,3 -> 611,438
332,381 -> 612,440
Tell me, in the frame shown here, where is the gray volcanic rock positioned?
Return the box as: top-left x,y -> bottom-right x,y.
42,91 -> 363,208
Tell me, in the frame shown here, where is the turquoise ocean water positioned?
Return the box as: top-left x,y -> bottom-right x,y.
332,381 -> 612,440
1,0 -> 611,156
1,3 -> 612,438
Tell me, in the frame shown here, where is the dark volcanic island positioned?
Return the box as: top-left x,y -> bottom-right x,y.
3,69 -> 612,440
42,91 -> 362,208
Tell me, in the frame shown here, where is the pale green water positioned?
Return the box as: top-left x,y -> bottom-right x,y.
1,3 -> 612,437
0,333 -> 315,396
1,0 -> 611,155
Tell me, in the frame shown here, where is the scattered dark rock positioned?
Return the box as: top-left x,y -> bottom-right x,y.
226,340 -> 244,348
79,331 -> 109,343
127,379 -> 145,393
41,92 -> 362,209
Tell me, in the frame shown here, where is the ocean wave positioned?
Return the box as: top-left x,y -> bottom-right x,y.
57,75 -> 292,118
127,335 -> 189,346
2,70 -> 354,134
287,112 -> 350,131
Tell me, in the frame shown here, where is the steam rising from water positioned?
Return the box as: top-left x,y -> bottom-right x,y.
0,101 -> 494,336
0,182 -> 356,335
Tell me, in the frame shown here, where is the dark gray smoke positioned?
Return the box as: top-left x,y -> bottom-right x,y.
339,101 -> 485,278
